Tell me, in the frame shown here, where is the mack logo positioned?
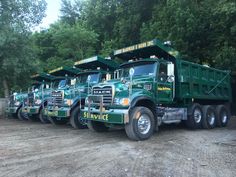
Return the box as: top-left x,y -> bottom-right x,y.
93,90 -> 111,94
52,94 -> 62,97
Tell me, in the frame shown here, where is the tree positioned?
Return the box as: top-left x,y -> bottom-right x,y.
50,21 -> 98,60
0,0 -> 47,97
140,0 -> 236,70
60,0 -> 84,25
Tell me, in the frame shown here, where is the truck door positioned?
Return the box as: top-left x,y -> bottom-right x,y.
156,63 -> 174,103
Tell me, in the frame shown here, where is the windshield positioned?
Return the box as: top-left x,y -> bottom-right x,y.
58,79 -> 68,89
78,73 -> 100,84
121,63 -> 156,78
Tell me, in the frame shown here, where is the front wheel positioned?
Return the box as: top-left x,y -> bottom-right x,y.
39,109 -> 50,124
70,107 -> 87,129
17,107 -> 28,121
125,106 -> 155,141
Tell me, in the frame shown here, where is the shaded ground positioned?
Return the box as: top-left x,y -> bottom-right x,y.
0,117 -> 235,177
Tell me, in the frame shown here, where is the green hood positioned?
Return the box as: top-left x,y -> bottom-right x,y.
93,76 -> 155,103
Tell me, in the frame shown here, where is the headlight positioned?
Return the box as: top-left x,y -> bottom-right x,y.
15,101 -> 21,106
85,97 -> 93,105
85,97 -> 89,105
34,99 -> 42,105
64,99 -> 73,106
114,98 -> 130,106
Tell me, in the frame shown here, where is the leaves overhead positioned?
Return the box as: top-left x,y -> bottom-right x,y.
0,0 -> 236,97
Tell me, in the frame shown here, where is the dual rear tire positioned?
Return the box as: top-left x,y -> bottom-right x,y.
185,103 -> 230,129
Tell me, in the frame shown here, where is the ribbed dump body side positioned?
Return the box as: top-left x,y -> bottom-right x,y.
175,59 -> 231,101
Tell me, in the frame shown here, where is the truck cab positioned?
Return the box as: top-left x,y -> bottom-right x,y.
21,73 -> 60,122
6,89 -> 31,119
41,66 -> 81,124
44,56 -> 118,128
81,39 -> 232,141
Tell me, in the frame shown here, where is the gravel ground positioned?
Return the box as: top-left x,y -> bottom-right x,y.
0,116 -> 235,177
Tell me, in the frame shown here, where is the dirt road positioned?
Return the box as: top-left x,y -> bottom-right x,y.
0,117 -> 235,177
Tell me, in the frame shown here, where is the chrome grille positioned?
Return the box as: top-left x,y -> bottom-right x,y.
51,91 -> 63,106
9,95 -> 15,106
92,86 -> 113,105
28,92 -> 34,105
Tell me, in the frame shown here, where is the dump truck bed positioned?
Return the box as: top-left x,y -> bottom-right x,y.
175,59 -> 231,101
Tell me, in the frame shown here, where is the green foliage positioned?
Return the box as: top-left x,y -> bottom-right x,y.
1,0 -> 236,96
0,0 -> 46,97
140,0 -> 236,68
44,57 -> 74,72
60,0 -> 83,25
51,22 -> 98,60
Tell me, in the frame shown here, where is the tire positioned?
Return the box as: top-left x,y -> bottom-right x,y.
17,107 -> 28,121
87,120 -> 109,132
216,105 -> 230,127
185,103 -> 203,129
39,108 -> 50,124
48,116 -> 68,125
202,105 -> 216,129
125,106 -> 155,141
70,107 -> 87,129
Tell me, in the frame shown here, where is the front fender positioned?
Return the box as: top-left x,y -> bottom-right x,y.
71,96 -> 86,110
130,89 -> 156,108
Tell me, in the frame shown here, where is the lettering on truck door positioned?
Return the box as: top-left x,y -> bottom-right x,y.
156,63 -> 173,103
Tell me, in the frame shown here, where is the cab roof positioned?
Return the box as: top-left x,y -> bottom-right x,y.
48,66 -> 81,77
74,56 -> 118,71
77,70 -> 108,76
119,58 -> 159,68
113,39 -> 180,61
30,73 -> 55,82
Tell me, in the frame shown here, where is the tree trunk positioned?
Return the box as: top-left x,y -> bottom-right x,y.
2,78 -> 9,98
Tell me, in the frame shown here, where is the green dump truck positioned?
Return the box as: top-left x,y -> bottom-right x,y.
6,90 -> 30,120
21,73 -> 62,122
81,39 -> 232,141
5,81 -> 44,120
44,56 -> 118,128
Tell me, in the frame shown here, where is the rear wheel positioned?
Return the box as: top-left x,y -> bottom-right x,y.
185,103 -> 203,129
202,105 -> 216,129
216,105 -> 230,127
70,107 -> 87,129
39,108 -> 50,124
48,116 -> 68,125
87,120 -> 109,132
125,106 -> 155,141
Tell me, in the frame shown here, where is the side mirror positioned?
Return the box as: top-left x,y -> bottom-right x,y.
87,75 -> 91,82
167,63 -> 175,82
106,73 -> 111,81
129,68 -> 134,77
70,78 -> 76,86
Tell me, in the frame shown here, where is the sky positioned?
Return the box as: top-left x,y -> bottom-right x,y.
35,0 -> 62,31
